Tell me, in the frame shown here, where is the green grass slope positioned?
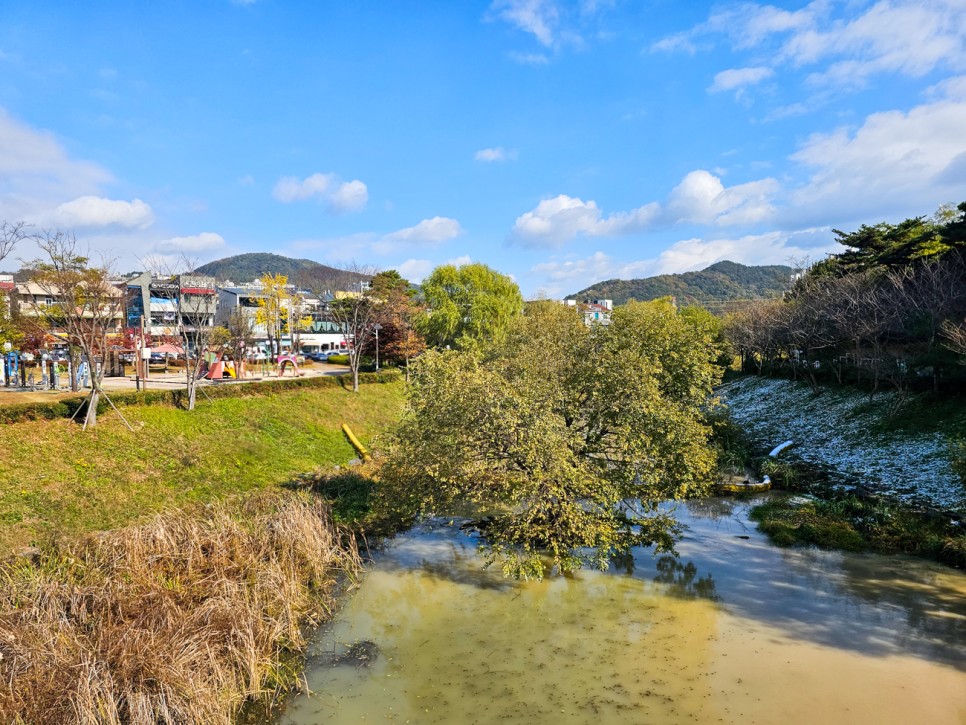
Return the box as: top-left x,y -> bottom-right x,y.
0,382 -> 404,554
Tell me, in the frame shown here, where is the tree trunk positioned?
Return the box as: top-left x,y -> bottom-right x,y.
84,388 -> 99,429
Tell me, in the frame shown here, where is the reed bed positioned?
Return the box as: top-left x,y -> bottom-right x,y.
0,491 -> 360,724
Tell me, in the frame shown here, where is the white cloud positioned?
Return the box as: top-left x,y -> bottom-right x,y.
382,216 -> 463,246
475,146 -> 519,162
511,195 -> 605,247
447,254 -> 473,267
154,232 -> 226,255
396,259 -> 435,283
46,196 -> 154,229
272,172 -> 368,213
708,66 -> 774,93
510,170 -> 777,247
489,0 -> 559,46
386,254 -> 475,284
666,170 -> 778,227
329,179 -> 369,213
787,88 -> 966,223
645,229 -> 834,276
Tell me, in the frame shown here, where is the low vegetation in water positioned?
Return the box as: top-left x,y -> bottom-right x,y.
0,491 -> 360,724
750,493 -> 966,568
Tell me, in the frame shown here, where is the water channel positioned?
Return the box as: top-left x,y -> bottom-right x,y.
277,496 -> 966,724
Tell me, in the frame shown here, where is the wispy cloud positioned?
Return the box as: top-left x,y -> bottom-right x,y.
474,146 -> 519,162
489,0 -> 559,46
154,232 -> 227,255
655,1 -> 966,93
378,216 -> 463,249
708,66 -> 774,94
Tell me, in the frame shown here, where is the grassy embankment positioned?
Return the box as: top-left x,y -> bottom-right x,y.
0,378 -> 405,555
0,377 -> 406,723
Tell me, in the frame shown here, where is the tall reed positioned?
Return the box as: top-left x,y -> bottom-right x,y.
0,491 -> 359,724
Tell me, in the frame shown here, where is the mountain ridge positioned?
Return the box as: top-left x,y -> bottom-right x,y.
193,253 -> 369,289
567,260 -> 795,308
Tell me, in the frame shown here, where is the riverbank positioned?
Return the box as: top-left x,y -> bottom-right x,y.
719,374 -> 966,511
719,374 -> 966,567
0,375 -> 405,556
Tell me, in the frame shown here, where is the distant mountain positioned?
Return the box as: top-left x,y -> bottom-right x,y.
195,253 -> 363,288
567,260 -> 795,309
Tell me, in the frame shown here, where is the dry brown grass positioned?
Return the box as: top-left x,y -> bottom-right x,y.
0,490 -> 359,724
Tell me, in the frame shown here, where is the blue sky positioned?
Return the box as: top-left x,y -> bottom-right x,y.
1,1 -> 965,297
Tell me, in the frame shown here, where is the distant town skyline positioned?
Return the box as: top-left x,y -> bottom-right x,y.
1,1 -> 964,297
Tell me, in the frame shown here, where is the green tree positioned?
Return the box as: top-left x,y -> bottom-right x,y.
417,262 -> 523,350
381,298 -> 723,579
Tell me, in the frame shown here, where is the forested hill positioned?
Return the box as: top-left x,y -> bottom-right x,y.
195,253 -> 347,285
567,260 -> 794,308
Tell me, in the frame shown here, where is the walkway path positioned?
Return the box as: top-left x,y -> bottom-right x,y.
0,363 -> 350,405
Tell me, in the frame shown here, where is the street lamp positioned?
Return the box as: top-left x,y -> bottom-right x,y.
373,323 -> 382,371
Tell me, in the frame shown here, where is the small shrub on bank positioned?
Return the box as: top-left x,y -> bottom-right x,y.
707,408 -> 754,474
0,491 -> 360,724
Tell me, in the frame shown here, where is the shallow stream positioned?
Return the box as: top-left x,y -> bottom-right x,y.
278,496 -> 966,724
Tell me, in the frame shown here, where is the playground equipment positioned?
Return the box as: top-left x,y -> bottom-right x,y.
204,350 -> 244,380
277,353 -> 303,377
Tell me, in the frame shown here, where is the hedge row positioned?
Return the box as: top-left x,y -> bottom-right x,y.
0,369 -> 403,424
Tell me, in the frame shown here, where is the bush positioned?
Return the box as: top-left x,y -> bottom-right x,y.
327,354 -> 350,365
707,408 -> 754,473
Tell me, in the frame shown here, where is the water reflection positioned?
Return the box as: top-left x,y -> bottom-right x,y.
664,497 -> 966,669
277,496 -> 966,725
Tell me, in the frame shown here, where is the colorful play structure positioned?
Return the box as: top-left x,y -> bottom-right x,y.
276,353 -> 303,377
204,350 -> 243,380
203,350 -> 303,380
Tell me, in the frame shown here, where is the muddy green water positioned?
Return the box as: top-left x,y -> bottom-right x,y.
278,497 -> 966,724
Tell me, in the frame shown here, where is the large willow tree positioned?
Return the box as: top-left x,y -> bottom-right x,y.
381,298 -> 724,579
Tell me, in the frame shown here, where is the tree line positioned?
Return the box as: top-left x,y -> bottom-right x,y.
725,202 -> 966,397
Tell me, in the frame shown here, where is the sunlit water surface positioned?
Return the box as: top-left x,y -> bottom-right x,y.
278,497 -> 966,725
